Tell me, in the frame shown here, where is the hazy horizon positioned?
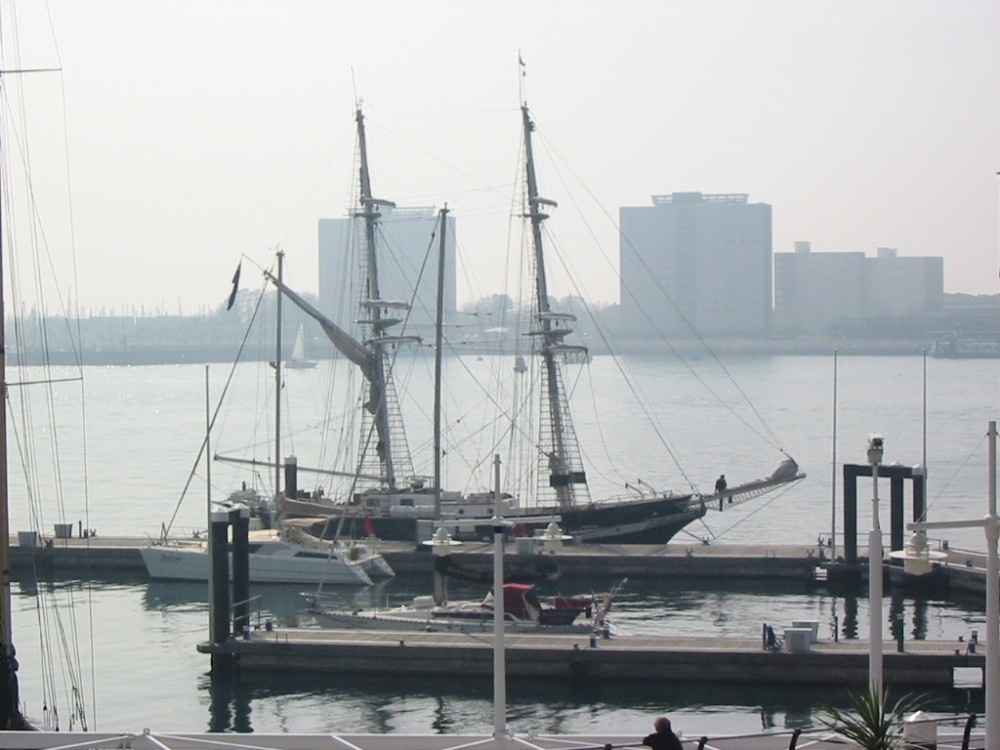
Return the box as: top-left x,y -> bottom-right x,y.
3,0 -> 998,317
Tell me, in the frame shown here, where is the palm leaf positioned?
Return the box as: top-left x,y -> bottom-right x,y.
818,685 -> 931,750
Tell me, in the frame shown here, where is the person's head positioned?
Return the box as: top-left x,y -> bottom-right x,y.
654,716 -> 671,733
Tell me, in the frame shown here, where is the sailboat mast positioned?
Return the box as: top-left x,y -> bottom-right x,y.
0,89 -> 26,730
274,250 -> 283,496
521,106 -> 552,319
433,207 -> 448,519
355,107 -> 399,491
520,104 -> 588,510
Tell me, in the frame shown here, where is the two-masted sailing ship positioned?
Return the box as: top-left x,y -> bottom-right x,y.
259,101 -> 803,545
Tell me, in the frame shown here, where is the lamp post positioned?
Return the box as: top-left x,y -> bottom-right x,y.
491,454 -> 507,745
867,433 -> 884,693
903,421 -> 998,749
423,526 -> 461,606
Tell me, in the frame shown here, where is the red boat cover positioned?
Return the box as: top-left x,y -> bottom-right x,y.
481,583 -> 590,624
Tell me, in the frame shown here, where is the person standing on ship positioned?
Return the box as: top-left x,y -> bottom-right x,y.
715,474 -> 727,510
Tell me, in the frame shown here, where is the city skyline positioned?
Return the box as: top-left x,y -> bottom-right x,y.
3,0 -> 998,318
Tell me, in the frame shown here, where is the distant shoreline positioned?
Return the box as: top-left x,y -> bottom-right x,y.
7,338 -> 951,366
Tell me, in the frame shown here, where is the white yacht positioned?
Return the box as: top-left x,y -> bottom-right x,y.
140,524 -> 389,585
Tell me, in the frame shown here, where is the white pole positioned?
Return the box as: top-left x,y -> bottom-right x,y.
867,435 -> 884,693
492,454 -> 506,743
831,350 -> 838,561
206,366 -> 214,641
906,422 -> 997,746
274,251 -> 283,497
986,421 -> 998,748
922,350 -> 927,492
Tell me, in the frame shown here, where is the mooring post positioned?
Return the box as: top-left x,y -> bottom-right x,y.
209,507 -> 232,670
890,475 -> 905,554
231,504 -> 250,636
843,464 -> 859,565
284,455 -> 298,500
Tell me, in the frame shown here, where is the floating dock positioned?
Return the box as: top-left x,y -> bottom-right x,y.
11,534 -> 991,593
9,535 -> 829,582
198,625 -> 984,688
13,534 -> 992,691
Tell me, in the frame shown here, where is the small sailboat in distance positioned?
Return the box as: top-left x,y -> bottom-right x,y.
286,323 -> 317,369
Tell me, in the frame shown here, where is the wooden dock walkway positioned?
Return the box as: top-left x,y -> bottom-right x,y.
9,534 -> 832,582
198,623 -> 986,689
11,533 -> 994,593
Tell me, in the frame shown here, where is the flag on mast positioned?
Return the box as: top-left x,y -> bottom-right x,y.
226,261 -> 242,310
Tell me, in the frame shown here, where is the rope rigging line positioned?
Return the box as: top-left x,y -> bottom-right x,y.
530,123 -> 788,457
1,59 -> 97,728
540,220 -> 697,489
923,428 -> 988,519
687,478 -> 800,544
364,111 -> 520,208
162,254 -> 269,537
437,342 -> 538,495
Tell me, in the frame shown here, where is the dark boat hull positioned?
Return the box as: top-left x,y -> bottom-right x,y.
315,494 -> 707,546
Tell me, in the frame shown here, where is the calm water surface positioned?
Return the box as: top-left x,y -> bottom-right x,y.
9,354 -> 1000,734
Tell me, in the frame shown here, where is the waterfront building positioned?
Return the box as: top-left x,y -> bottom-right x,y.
619,192 -> 772,339
866,247 -> 944,319
318,205 -> 457,335
774,242 -> 944,336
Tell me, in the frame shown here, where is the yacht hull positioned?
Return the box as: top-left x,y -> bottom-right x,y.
140,542 -> 374,585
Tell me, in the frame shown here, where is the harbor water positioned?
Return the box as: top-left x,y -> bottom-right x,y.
9,353 -> 1000,734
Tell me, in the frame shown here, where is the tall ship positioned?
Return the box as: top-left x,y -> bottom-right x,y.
262,98 -> 803,545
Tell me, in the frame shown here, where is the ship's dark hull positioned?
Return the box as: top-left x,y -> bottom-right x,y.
319,494 -> 707,546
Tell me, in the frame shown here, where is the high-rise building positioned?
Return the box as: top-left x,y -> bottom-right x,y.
619,193 -> 772,338
774,242 -> 866,336
318,205 -> 456,337
865,247 -> 944,319
774,243 -> 944,335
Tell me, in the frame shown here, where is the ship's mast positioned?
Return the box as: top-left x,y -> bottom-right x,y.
354,108 -> 414,491
433,207 -> 448,519
0,73 -> 26,730
520,104 -> 589,510
264,109 -> 420,494
274,250 -> 283,496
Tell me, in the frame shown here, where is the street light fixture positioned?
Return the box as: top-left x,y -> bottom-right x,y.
867,433 -> 884,693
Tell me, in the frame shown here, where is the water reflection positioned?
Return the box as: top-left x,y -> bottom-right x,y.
206,669 -> 253,732
200,667 -> 982,735
139,573 -> 990,735
143,580 -> 398,628
842,595 -> 859,639
912,596 -> 929,640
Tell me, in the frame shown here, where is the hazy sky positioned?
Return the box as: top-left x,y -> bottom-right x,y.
4,0 -> 999,315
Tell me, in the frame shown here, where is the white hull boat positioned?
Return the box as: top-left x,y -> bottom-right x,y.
140,528 -> 385,585
308,581 -> 621,634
